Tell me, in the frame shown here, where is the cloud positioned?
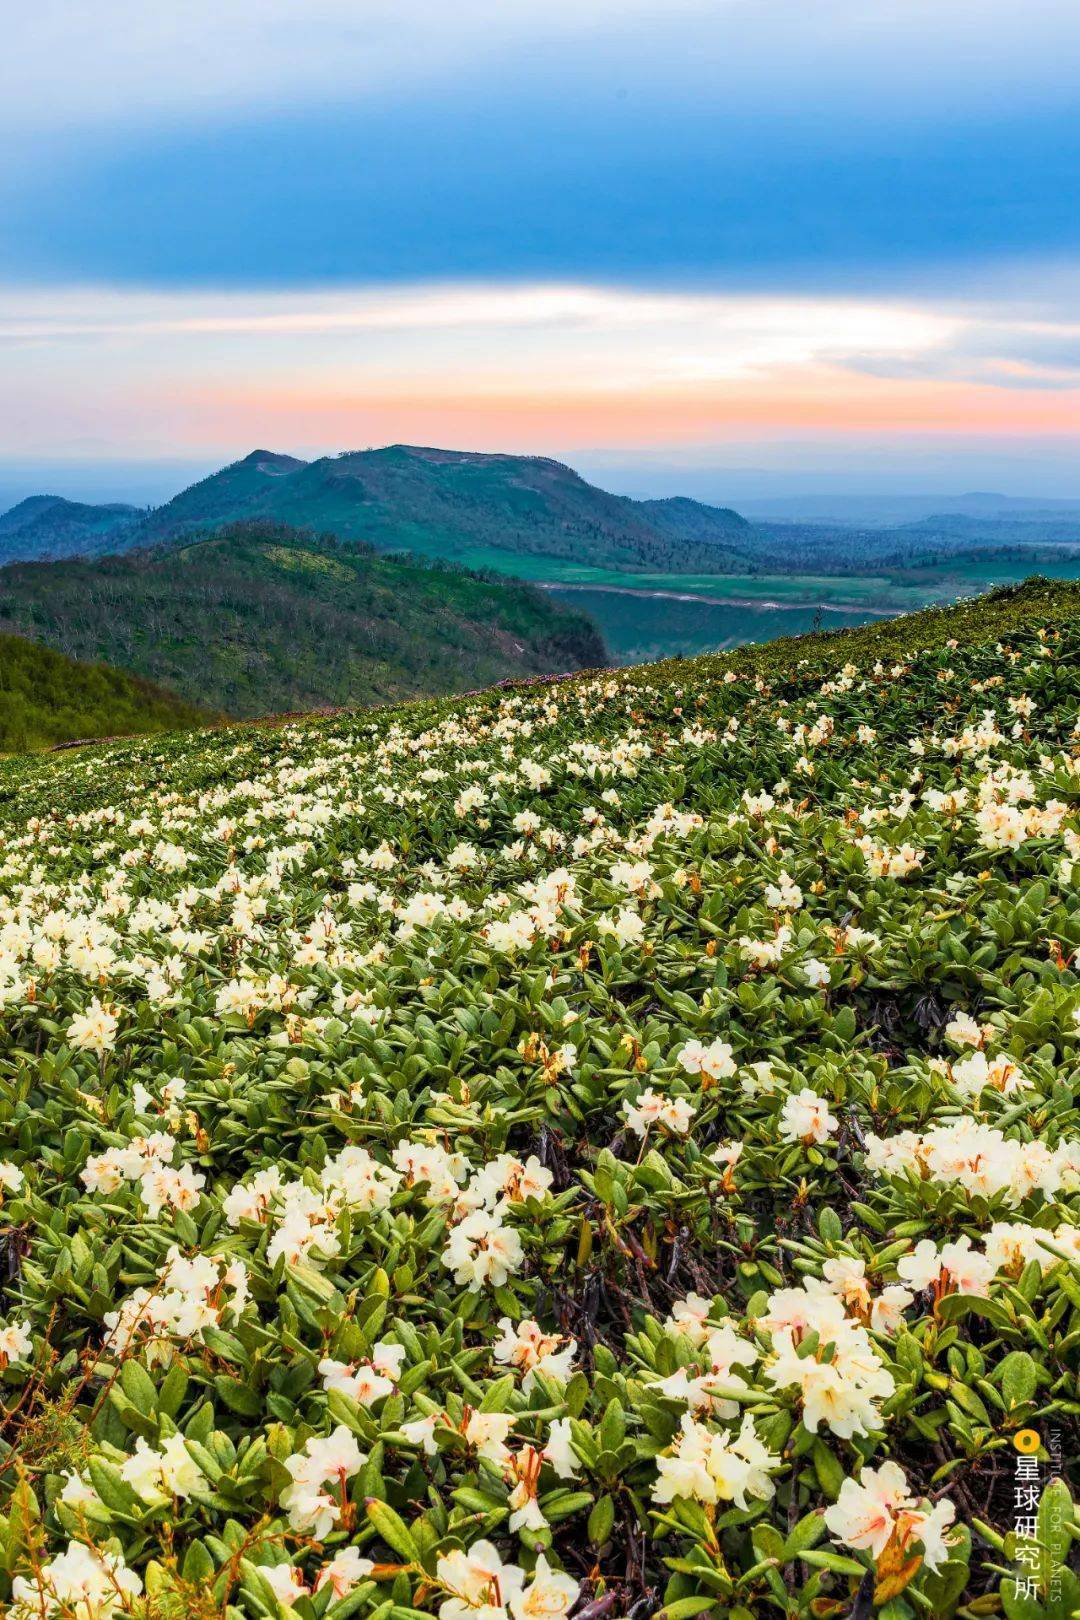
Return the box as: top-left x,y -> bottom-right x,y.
0,282 -> 960,409
0,281 -> 958,371
4,0 -> 715,134
8,1 -> 1080,138
5,276 -> 1080,462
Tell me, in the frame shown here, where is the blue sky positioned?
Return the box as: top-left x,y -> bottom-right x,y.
5,1 -> 1080,501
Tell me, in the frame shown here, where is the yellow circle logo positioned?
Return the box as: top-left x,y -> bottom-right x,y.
1014,1429 -> 1040,1454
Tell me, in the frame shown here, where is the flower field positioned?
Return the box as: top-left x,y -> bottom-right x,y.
0,580 -> 1077,1619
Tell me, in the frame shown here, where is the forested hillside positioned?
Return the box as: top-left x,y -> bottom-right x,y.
0,520 -> 606,718
0,633 -> 208,752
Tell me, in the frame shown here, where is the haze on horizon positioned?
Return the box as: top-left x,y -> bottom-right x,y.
5,1 -> 1080,511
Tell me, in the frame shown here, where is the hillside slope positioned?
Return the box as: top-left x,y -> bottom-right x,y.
0,632 -> 208,752
0,578 -> 1075,1620
0,520 -> 606,718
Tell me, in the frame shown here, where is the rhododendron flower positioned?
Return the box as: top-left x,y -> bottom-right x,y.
319,1339 -> 405,1404
120,1433 -> 207,1504
870,1284 -> 915,1335
0,1318 -> 31,1366
493,1317 -> 576,1389
778,1089 -> 838,1144
665,1292 -> 716,1346
601,907 -> 646,946
897,1235 -> 995,1298
315,1548 -> 375,1598
653,1414 -> 779,1508
542,1417 -> 581,1479
279,1426 -> 366,1539
473,1153 -> 553,1207
442,1209 -> 525,1289
509,1555 -> 579,1620
436,1540 -> 525,1620
66,997 -> 119,1054
823,1460 -> 912,1558
948,1049 -> 1029,1097
677,1038 -> 735,1081
11,1541 -> 142,1619
824,1461 -> 957,1574
0,1160 -> 24,1193
653,1322 -> 760,1417
506,1445 -> 547,1531
622,1088 -> 695,1136
260,1565 -> 309,1608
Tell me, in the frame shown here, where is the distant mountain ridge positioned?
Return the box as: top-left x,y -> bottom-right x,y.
3,444 -> 1080,575
0,494 -> 142,562
0,446 -> 758,574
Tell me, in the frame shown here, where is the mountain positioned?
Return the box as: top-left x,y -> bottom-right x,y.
632,495 -> 750,550
5,446 -> 1080,580
0,633 -> 208,753
136,444 -> 753,572
0,520 -> 606,720
0,494 -> 141,562
142,448 -> 307,533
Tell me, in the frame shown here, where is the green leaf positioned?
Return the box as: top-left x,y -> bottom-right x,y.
798,1548 -> 866,1576
998,1350 -> 1037,1409
120,1358 -> 159,1417
365,1499 -> 420,1561
86,1459 -> 141,1517
657,1599 -> 718,1620
782,1510 -> 826,1558
811,1438 -> 845,1502
587,1494 -> 615,1546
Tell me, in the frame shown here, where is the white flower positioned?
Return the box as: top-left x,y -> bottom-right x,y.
436,1540 -> 525,1620
897,1235 -> 994,1298
622,1088 -> 695,1137
944,1011 -> 986,1048
823,1460 -> 912,1559
870,1285 -> 915,1335
316,1548 -> 375,1598
677,1038 -> 735,1081
601,907 -> 646,947
11,1541 -> 142,1618
0,1161 -> 24,1193
824,1461 -> 957,1574
120,1434 -> 207,1503
279,1426 -> 366,1539
261,1564 -> 309,1608
0,1319 -> 32,1366
319,1340 -> 405,1405
778,1089 -> 838,1144
653,1413 -> 779,1509
509,1555 -> 579,1620
442,1210 -> 525,1289
665,1292 -> 715,1347
66,997 -> 119,1054
472,1154 -> 553,1208
543,1417 -> 581,1479
493,1317 -> 576,1390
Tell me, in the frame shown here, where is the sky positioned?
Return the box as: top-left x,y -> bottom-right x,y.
5,1 -> 1080,505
